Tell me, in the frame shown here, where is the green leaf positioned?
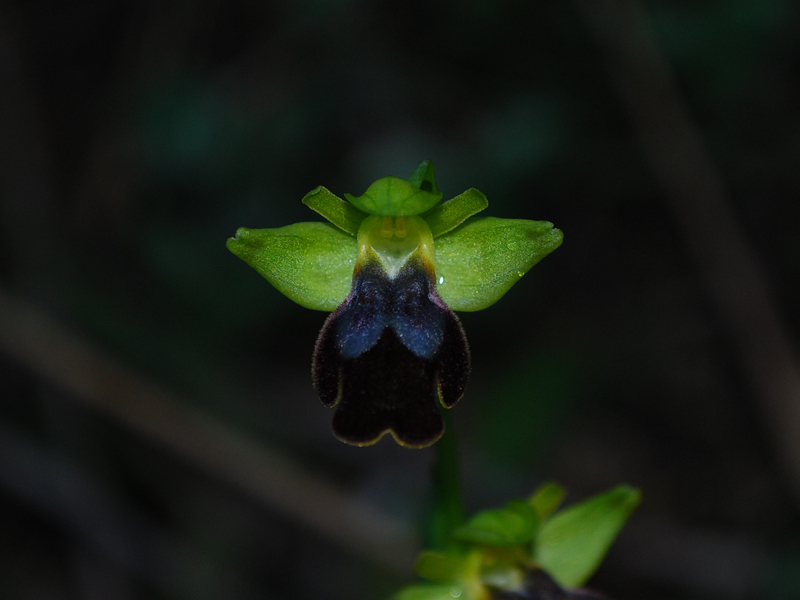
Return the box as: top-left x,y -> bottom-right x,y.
424,189 -> 489,238
302,185 -> 367,235
535,486 -> 641,588
393,583 -> 459,600
453,500 -> 539,547
415,551 -> 465,584
407,160 -> 440,195
435,217 -> 563,312
345,176 -> 443,216
226,222 -> 356,311
529,483 -> 566,520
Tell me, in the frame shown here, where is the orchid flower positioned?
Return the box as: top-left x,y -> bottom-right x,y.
227,161 -> 562,447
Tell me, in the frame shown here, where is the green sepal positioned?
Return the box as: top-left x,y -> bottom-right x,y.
452,500 -> 539,547
435,217 -> 563,312
423,189 -> 489,238
345,176 -> 443,216
415,551 -> 465,584
407,159 -> 440,195
393,584 -> 459,600
535,485 -> 641,588
226,222 -> 356,311
301,185 -> 367,235
529,482 -> 566,520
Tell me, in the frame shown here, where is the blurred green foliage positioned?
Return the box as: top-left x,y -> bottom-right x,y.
401,483 -> 640,598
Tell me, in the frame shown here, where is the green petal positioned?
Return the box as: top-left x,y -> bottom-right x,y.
345,176 -> 443,216
423,188 -> 488,237
226,222 -> 356,311
452,500 -> 539,547
529,483 -> 566,520
435,217 -> 563,312
301,185 -> 367,236
535,486 -> 641,588
407,159 -> 440,195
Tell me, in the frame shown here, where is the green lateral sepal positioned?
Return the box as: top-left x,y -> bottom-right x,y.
452,500 -> 539,547
435,217 -> 563,312
302,186 -> 368,235
345,176 -> 443,216
226,222 -> 356,311
424,188 -> 489,237
535,485 -> 641,588
407,159 -> 440,195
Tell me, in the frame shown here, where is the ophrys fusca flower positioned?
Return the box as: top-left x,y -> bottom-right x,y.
227,161 -> 562,447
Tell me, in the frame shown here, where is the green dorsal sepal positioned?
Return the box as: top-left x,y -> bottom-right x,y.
423,188 -> 489,237
345,176 -> 443,216
302,186 -> 368,236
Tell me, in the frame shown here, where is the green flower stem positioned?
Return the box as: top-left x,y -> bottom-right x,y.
427,409 -> 466,550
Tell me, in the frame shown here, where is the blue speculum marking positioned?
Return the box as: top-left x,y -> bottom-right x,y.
336,259 -> 445,360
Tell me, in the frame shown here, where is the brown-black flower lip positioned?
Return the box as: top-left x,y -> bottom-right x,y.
312,250 -> 470,448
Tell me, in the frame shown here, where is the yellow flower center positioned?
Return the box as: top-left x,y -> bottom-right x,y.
357,215 -> 435,279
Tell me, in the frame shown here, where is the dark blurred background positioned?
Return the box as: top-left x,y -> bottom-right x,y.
2,0 -> 800,598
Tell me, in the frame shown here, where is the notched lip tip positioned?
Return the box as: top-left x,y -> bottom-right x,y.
393,436 -> 442,449
333,427 -> 443,449
332,427 -> 389,448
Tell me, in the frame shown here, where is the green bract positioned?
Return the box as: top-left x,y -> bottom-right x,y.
396,483 -> 641,600
529,482 -> 566,520
453,500 -> 539,547
535,485 -> 642,588
408,158 -> 441,195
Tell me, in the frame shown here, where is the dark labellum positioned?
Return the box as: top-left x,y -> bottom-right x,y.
312,255 -> 470,447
